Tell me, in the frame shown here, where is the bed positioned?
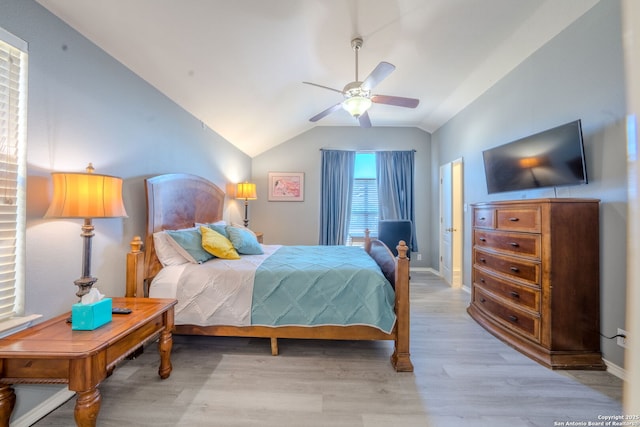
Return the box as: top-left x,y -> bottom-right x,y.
125,173 -> 413,372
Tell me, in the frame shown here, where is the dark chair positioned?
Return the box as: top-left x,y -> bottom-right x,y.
377,220 -> 412,259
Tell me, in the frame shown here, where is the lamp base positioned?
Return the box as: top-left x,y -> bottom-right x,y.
243,200 -> 250,228
74,276 -> 98,299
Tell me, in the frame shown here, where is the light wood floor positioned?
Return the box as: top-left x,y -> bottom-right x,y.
34,271 -> 623,426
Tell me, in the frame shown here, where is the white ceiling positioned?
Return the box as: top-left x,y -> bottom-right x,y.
36,0 -> 598,157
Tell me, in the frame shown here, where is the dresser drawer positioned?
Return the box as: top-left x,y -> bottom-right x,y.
473,207 -> 495,229
474,229 -> 541,259
495,207 -> 541,232
473,286 -> 540,342
474,249 -> 540,285
473,268 -> 540,312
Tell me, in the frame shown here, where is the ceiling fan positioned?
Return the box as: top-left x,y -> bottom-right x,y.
303,37 -> 420,128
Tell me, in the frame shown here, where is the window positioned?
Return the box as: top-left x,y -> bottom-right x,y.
347,153 -> 378,246
0,29 -> 28,321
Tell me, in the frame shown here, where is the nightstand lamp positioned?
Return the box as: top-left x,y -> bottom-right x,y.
236,182 -> 257,227
44,163 -> 128,298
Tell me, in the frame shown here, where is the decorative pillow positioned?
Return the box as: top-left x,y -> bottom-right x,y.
200,226 -> 240,260
196,220 -> 226,227
226,225 -> 263,255
153,231 -> 190,266
165,228 -> 214,264
197,222 -> 229,238
231,222 -> 257,237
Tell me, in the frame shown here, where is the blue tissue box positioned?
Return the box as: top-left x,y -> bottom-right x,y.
71,297 -> 112,330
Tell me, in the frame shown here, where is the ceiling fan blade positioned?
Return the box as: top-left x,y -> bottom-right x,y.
358,111 -> 372,128
361,62 -> 395,91
302,81 -> 344,94
371,94 -> 420,108
309,103 -> 343,122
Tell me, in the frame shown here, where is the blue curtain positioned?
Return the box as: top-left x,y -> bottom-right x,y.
376,150 -> 418,251
319,150 -> 355,245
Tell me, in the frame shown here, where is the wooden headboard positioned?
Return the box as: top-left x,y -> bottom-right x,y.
143,173 -> 225,283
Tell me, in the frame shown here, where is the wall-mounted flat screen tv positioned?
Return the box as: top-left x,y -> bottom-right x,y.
482,119 -> 587,194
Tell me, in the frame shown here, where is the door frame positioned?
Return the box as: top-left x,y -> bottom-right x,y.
439,158 -> 464,287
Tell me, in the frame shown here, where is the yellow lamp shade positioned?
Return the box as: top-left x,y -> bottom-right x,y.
45,171 -> 128,218
236,182 -> 257,200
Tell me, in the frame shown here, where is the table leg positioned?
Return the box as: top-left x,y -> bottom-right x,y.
74,388 -> 101,427
0,385 -> 15,427
158,329 -> 173,379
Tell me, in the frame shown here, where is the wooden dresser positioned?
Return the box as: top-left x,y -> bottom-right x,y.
467,198 -> 605,370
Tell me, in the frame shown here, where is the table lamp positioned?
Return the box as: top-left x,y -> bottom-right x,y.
44,163 -> 128,298
236,182 -> 257,227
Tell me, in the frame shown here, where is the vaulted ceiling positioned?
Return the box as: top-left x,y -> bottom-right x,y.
36,0 -> 598,157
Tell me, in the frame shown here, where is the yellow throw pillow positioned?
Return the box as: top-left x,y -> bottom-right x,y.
200,226 -> 240,260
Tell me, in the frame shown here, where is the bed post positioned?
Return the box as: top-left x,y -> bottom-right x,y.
363,229 -> 371,252
126,236 -> 145,297
391,240 -> 413,372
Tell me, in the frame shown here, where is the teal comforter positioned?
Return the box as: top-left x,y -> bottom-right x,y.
251,245 -> 396,333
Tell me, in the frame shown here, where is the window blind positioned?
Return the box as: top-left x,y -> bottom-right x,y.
347,178 -> 379,244
0,33 -> 27,321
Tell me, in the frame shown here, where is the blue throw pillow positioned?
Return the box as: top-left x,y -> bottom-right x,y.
226,226 -> 263,255
165,228 -> 214,264
197,222 -> 229,238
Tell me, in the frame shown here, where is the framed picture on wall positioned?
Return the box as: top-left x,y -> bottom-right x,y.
268,172 -> 304,201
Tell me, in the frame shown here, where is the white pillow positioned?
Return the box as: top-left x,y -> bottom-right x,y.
153,230 -> 190,266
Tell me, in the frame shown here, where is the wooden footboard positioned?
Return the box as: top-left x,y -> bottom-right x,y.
126,236 -> 412,372
373,238 -> 413,372
126,236 -> 413,372
125,235 -> 413,372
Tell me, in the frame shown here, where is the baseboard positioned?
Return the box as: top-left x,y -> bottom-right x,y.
603,358 -> 626,380
11,388 -> 75,427
410,267 -> 439,274
411,268 -> 472,293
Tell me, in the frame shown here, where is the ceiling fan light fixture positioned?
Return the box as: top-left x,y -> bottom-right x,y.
305,35 -> 418,127
342,96 -> 372,118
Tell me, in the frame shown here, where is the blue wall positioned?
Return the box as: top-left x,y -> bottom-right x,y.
1,0 -> 251,420
432,1 -> 627,367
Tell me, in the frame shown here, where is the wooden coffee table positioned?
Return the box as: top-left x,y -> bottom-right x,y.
0,297 -> 176,427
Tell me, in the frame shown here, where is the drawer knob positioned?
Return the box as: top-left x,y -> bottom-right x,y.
479,298 -> 486,303
510,266 -> 520,272
510,242 -> 519,247
509,217 -> 519,222
480,278 -> 486,283
479,237 -> 486,242
508,315 -> 518,322
510,291 -> 520,298
479,217 -> 486,221
480,258 -> 486,263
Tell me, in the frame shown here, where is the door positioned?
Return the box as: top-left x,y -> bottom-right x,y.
440,159 -> 463,287
439,163 -> 453,285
